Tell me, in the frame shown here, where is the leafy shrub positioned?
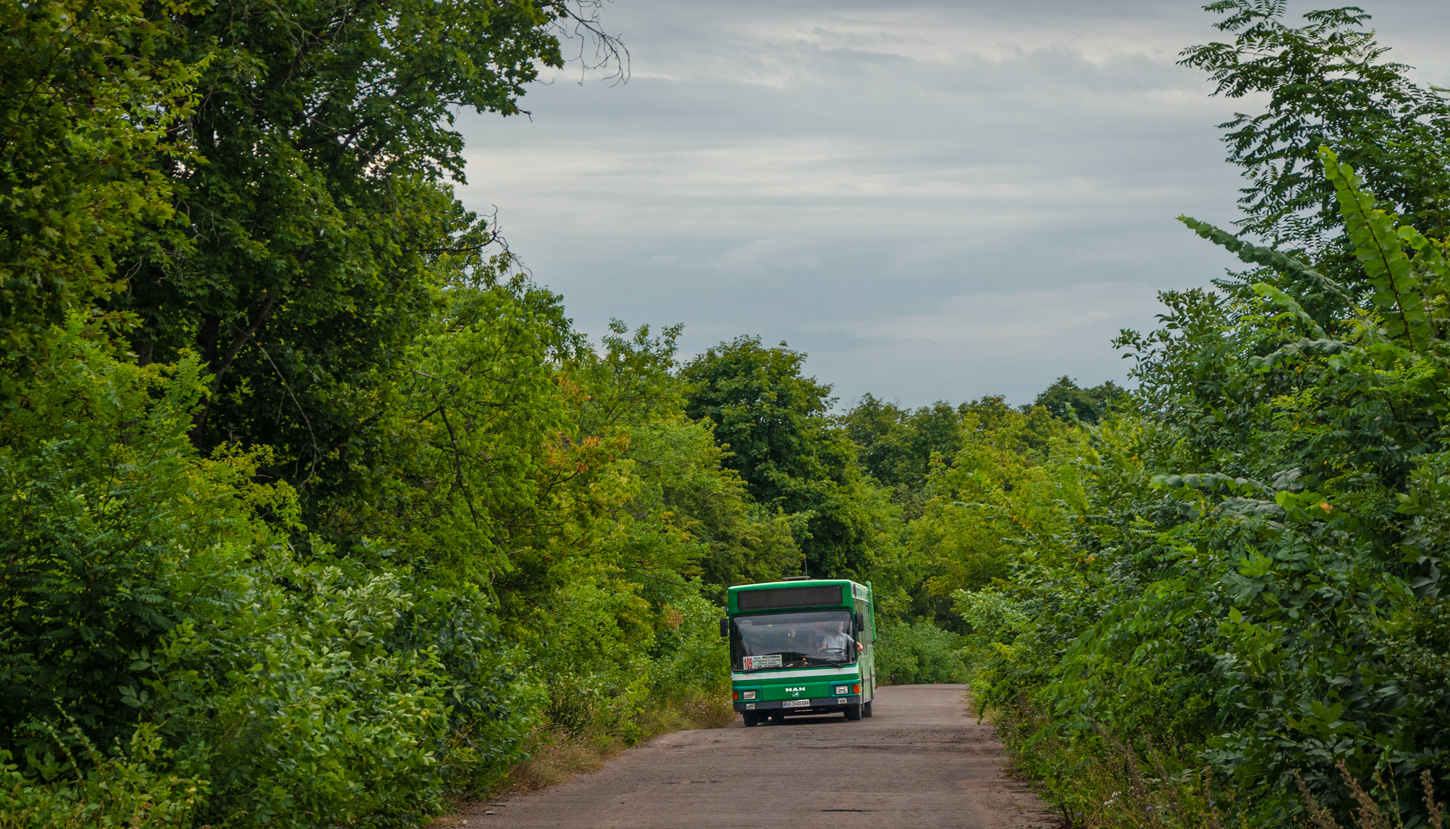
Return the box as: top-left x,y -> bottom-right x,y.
0,323 -> 538,828
954,588 -> 1028,646
875,620 -> 969,685
647,593 -> 730,704
0,323 -> 288,760
394,584 -> 545,799
155,553 -> 456,828
973,152 -> 1450,825
0,722 -> 203,829
525,580 -> 657,743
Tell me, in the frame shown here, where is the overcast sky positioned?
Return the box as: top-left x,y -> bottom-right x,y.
455,1 -> 1450,408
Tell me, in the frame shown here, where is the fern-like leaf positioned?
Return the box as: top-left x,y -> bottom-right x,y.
1400,225 -> 1450,302
1319,146 -> 1431,350
1246,337 -> 1346,371
1179,215 -> 1353,304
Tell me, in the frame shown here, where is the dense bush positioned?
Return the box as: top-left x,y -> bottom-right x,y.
646,593 -> 732,706
0,323 -> 281,759
0,324 -> 542,827
875,621 -> 969,686
965,155 -> 1450,825
0,723 -> 204,829
945,6 -> 1450,825
157,555 -> 466,827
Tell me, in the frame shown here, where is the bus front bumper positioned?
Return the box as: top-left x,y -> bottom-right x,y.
734,696 -> 860,714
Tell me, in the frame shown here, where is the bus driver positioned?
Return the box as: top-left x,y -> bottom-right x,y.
817,619 -> 858,660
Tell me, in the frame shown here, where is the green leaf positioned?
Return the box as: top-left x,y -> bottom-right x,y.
1179,216 -> 1353,304
1239,555 -> 1274,578
1246,337 -> 1346,371
1319,146 -> 1431,350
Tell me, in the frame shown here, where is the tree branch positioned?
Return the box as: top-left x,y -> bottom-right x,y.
190,293 -> 276,447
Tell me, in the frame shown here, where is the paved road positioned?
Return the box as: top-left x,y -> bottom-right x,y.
442,684 -> 1059,829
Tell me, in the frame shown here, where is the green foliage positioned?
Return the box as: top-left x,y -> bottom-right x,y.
624,419 -> 801,594
902,400 -> 1084,622
0,0 -> 199,371
1,3 -> 758,822
974,156 -> 1450,826
680,336 -> 837,506
0,722 -> 203,829
647,594 -> 732,706
1179,214 -> 1350,302
1322,147 -> 1439,350
0,317 -> 541,827
838,395 -> 963,501
526,579 -> 656,741
160,554 -> 462,828
953,588 -> 1028,650
0,319 -> 288,758
874,621 -> 969,686
363,277 -> 575,585
524,584 -> 730,747
568,321 -> 800,593
108,0 -> 589,511
681,336 -> 887,578
1180,0 -> 1450,247
1032,377 -> 1130,424
19,1 -> 1450,827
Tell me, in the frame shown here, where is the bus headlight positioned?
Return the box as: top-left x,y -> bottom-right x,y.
741,690 -> 757,700
834,685 -> 849,695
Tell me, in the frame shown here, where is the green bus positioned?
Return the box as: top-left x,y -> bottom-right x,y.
720,578 -> 876,727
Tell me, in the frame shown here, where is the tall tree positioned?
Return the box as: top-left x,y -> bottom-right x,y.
1031,376 -> 1129,424
0,0 -> 198,378
839,395 -> 963,517
1181,1 -> 1450,250
680,337 -> 834,504
111,0 -> 613,509
680,336 -> 881,578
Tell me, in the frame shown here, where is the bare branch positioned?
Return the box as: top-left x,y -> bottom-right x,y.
551,0 -> 630,86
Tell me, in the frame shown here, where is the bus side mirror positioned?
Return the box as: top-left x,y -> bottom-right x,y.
854,611 -> 864,634
720,618 -> 729,638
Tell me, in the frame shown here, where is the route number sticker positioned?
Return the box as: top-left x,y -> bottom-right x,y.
743,654 -> 782,670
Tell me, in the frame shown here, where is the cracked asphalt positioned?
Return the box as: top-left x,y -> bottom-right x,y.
439,684 -> 1060,829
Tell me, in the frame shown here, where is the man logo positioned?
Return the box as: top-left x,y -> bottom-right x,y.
785,686 -> 806,694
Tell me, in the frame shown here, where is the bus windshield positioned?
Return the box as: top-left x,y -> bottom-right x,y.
729,610 -> 856,671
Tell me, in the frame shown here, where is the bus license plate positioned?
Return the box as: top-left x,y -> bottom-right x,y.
782,699 -> 810,708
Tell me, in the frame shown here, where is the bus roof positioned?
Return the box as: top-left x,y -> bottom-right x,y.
726,579 -> 870,614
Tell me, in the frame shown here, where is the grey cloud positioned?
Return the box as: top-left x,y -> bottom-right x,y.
456,0 -> 1444,406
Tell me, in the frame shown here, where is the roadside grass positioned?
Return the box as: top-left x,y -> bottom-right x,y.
985,696 -> 1219,829
978,692 -> 1447,829
494,695 -> 735,795
1296,765 -> 1445,829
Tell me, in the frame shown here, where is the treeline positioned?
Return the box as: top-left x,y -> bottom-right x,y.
952,3 -> 1450,827
0,1 -> 1096,826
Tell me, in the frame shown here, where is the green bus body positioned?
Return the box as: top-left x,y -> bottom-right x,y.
723,579 -> 876,726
